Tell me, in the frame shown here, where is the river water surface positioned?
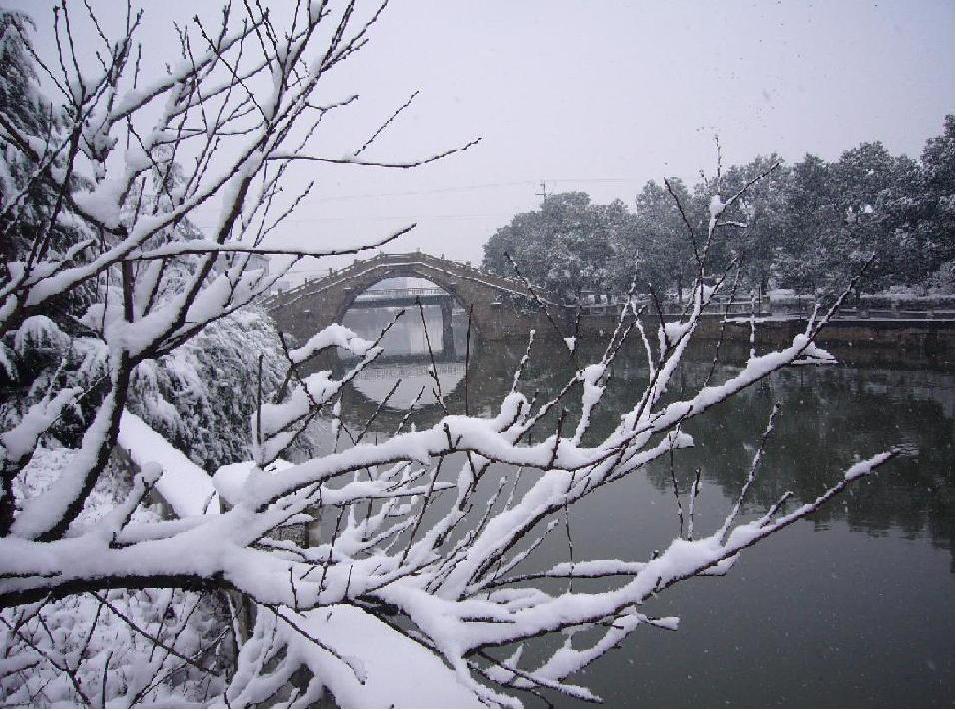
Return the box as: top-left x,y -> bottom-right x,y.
330,314 -> 953,707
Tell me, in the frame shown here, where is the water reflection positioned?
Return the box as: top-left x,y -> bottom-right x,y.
333,332 -> 954,554
352,360 -> 465,408
318,330 -> 953,707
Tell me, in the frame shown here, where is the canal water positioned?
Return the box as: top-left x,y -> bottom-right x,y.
328,313 -> 954,707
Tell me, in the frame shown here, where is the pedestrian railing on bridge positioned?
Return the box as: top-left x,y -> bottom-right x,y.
770,293 -> 954,321
562,292 -> 954,321
563,294 -> 773,318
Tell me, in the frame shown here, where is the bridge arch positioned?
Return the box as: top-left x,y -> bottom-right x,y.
268,251 -> 552,346
329,268 -> 463,326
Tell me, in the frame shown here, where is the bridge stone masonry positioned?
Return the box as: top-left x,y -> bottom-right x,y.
265,251 -> 553,347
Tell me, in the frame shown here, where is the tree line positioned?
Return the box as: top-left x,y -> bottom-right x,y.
482,117 -> 954,303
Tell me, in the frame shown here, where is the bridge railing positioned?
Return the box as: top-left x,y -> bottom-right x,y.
560,293 -> 955,321
562,294 -> 773,317
769,293 -> 954,320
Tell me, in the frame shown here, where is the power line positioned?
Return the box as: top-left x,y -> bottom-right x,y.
193,176 -> 651,228
193,212 -> 519,229
311,180 -> 537,202
307,176 -> 644,204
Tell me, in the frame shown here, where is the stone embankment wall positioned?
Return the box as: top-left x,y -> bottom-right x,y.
571,314 -> 954,369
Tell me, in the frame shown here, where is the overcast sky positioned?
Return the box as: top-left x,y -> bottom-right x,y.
10,0 -> 954,280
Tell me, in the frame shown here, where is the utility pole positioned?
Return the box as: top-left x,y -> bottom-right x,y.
536,180 -> 549,204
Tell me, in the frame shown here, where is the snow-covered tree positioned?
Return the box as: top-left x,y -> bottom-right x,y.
817,140 -> 944,294
485,123 -> 953,301
912,115 -> 955,290
630,178 -> 699,301
716,155 -> 789,300
0,1 -> 899,707
482,193 -> 628,302
776,153 -> 841,292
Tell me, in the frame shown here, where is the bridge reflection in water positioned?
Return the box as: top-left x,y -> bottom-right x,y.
351,360 -> 466,410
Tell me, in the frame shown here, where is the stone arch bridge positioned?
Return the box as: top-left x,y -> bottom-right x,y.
265,251 -> 551,346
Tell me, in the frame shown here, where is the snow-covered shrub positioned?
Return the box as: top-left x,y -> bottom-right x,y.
128,307 -> 284,470
0,301 -> 281,471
